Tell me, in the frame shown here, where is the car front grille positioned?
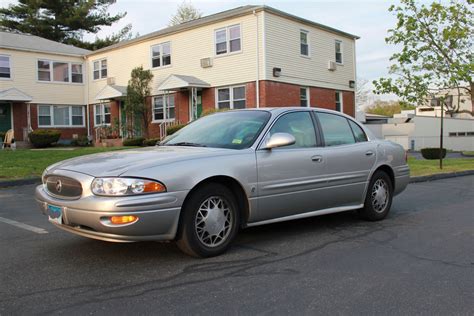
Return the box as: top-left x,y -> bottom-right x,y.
45,175 -> 83,199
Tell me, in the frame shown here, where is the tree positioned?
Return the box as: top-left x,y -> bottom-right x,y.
169,1 -> 202,26
126,66 -> 153,139
0,0 -> 131,50
373,0 -> 473,115
356,77 -> 370,109
365,100 -> 415,117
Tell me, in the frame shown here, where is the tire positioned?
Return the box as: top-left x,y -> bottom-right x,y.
176,183 -> 240,258
359,171 -> 393,221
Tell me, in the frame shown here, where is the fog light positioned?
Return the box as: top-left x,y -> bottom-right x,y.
110,215 -> 138,225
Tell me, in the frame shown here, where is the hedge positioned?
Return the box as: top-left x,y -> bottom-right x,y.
123,137 -> 145,146
166,124 -> 186,136
421,147 -> 447,160
143,138 -> 160,146
71,135 -> 91,147
29,130 -> 61,148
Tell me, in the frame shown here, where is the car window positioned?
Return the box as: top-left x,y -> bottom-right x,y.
268,111 -> 316,148
317,112 -> 356,146
348,120 -> 368,142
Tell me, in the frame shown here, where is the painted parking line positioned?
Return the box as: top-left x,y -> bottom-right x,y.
0,216 -> 48,234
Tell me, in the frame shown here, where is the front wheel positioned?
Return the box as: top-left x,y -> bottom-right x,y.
359,171 -> 393,221
177,183 -> 239,258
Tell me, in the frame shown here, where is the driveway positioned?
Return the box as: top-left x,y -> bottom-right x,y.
1,176 -> 473,315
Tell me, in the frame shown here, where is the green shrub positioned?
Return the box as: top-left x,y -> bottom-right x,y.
166,124 -> 186,136
123,137 -> 145,146
71,135 -> 90,147
29,130 -> 61,148
201,108 -> 229,117
421,147 -> 447,160
143,138 -> 160,146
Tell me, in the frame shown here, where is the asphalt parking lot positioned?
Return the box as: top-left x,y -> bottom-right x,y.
1,176 -> 473,315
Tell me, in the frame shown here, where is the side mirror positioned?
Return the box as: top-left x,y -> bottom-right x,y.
264,133 -> 296,149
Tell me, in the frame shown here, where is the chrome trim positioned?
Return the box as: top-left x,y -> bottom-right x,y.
246,204 -> 363,227
262,172 -> 368,190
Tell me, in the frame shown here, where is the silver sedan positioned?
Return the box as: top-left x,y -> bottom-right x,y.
36,108 -> 409,257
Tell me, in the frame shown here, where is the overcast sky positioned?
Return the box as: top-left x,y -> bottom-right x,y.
1,0 -> 438,101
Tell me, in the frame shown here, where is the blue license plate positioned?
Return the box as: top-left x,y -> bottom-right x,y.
47,204 -> 62,224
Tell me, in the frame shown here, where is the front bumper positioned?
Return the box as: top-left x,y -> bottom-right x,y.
35,184 -> 188,242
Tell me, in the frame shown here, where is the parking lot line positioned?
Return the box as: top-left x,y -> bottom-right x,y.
0,216 -> 48,234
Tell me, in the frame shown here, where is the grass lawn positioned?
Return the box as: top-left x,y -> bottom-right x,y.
0,147 -> 136,180
408,157 -> 474,177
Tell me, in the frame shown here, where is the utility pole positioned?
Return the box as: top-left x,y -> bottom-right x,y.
439,99 -> 444,169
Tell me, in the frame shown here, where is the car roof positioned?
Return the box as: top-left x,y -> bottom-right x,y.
233,107 -> 353,117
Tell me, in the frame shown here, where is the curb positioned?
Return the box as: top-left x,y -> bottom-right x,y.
410,170 -> 474,183
0,177 -> 41,188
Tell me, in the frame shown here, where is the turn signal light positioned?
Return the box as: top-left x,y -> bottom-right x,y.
144,182 -> 166,193
110,215 -> 138,225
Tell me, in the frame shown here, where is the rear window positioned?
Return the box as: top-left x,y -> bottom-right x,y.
317,112 -> 355,146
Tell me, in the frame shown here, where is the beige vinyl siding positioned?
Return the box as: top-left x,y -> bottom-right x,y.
88,12 -> 265,104
0,48 -> 86,104
263,12 -> 355,91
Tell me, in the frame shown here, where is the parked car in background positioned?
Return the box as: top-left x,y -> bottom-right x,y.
35,108 -> 410,257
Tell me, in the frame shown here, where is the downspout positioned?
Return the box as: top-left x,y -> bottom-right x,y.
253,10 -> 260,108
84,55 -> 90,139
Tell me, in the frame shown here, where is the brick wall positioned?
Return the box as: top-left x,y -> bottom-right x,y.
12,102 -> 27,141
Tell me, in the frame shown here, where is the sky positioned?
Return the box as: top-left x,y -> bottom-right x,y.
1,0 -> 432,102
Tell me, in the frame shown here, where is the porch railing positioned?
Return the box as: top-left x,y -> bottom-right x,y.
160,120 -> 182,141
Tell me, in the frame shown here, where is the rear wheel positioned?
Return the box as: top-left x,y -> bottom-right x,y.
359,171 -> 393,221
177,183 -> 239,258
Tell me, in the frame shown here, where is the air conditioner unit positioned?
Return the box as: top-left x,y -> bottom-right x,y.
107,77 -> 116,85
328,61 -> 337,71
200,57 -> 213,68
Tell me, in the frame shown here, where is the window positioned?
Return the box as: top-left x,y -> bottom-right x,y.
348,120 -> 367,142
300,31 -> 309,56
37,105 -> 85,127
300,87 -> 309,107
318,112 -> 356,146
71,64 -> 83,83
0,55 -> 11,79
52,62 -> 69,82
151,42 -> 171,68
153,94 -> 175,121
93,59 -> 107,80
215,25 -> 241,55
94,103 -> 111,126
335,40 -> 343,64
37,60 -> 83,83
335,91 -> 343,112
216,86 -> 246,109
268,111 -> 317,148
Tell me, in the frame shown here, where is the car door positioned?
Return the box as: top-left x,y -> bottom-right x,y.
314,111 -> 377,208
254,110 -> 327,222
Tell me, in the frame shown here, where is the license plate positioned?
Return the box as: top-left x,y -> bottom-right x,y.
47,204 -> 62,225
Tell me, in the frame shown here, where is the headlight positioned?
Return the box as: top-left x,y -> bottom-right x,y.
91,178 -> 166,196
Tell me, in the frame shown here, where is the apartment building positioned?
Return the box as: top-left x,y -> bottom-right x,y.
0,5 -> 358,142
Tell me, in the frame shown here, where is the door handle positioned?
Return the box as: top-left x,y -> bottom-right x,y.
366,151 -> 375,156
311,155 -> 323,162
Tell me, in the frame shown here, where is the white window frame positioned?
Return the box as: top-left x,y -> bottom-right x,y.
93,58 -> 107,80
335,91 -> 344,112
0,54 -> 12,80
37,105 -> 86,128
300,87 -> 310,107
152,94 -> 175,123
215,85 -> 246,109
150,42 -> 172,69
214,24 -> 242,56
36,59 -> 83,84
300,30 -> 310,57
335,40 -> 343,64
94,103 -> 111,126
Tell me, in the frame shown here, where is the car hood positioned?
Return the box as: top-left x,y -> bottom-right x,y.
50,146 -> 235,177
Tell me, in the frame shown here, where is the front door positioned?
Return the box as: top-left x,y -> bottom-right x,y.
255,111 -> 325,222
0,103 -> 12,132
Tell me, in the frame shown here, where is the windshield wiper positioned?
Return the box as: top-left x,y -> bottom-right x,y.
166,142 -> 207,147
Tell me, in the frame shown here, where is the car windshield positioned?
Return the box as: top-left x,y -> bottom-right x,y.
162,110 -> 271,149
